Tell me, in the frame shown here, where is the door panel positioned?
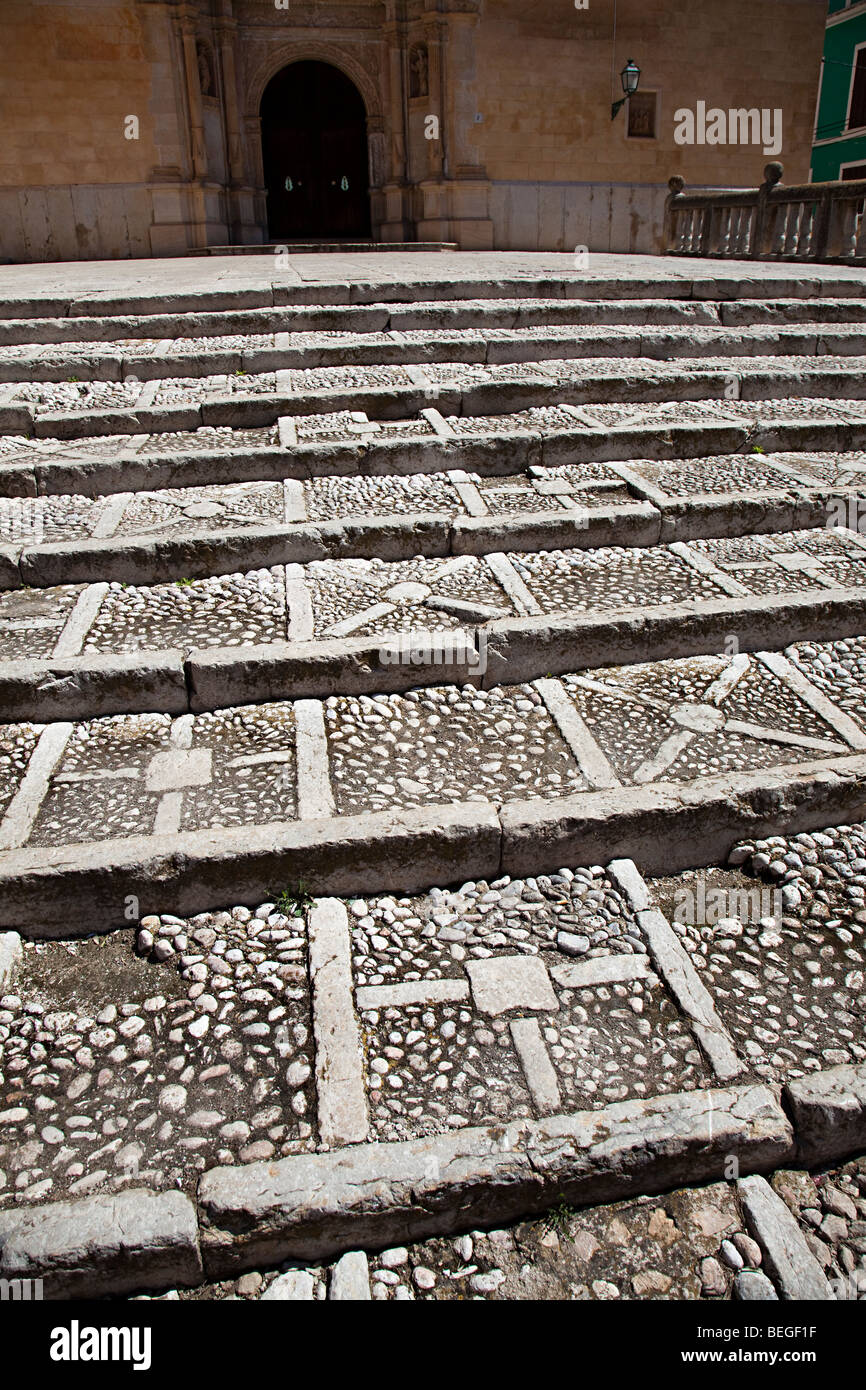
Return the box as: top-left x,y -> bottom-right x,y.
260,61 -> 371,240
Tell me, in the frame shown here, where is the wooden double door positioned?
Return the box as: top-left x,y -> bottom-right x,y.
260,61 -> 371,240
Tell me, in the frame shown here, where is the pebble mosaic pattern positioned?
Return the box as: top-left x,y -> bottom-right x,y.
306,554 -> 512,638
352,868 -> 708,1143
114,482 -> 284,537
324,683 -> 588,815
303,472 -> 460,521
25,704 -> 297,847
0,904 -> 315,1207
561,652 -> 850,786
0,585 -> 84,660
84,569 -> 287,655
788,636 -> 866,733
691,529 -> 866,596
510,546 -> 724,614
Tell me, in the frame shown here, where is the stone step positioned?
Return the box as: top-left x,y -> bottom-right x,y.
3,411 -> 866,500
2,449 -> 860,589
6,355 -> 866,440
2,640 -> 866,935
1,271 -> 863,322
2,548 -> 866,724
4,295 -> 866,350
3,322 -> 866,383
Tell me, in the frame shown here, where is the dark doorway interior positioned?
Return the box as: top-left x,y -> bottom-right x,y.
260,61 -> 371,240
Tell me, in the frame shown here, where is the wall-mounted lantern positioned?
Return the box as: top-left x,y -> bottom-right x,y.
611,59 -> 641,120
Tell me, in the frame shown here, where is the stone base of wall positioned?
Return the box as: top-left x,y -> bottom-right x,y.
490,181 -> 671,255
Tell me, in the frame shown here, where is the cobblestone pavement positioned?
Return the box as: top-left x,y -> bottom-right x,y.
3,258 -> 866,1301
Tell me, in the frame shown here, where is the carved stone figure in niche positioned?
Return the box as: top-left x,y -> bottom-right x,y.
197,42 -> 214,97
409,44 -> 428,99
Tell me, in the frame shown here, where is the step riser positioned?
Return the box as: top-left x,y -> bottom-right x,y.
5,298 -> 866,348
0,494 -> 844,590
4,588 -> 865,724
3,424 -> 864,500
2,756 -> 864,937
10,366 -> 866,441
6,328 -> 866,383
2,274 -> 864,320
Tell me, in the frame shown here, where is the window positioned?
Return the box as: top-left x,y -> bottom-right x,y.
627,91 -> 657,139
842,162 -> 866,179
849,46 -> 866,129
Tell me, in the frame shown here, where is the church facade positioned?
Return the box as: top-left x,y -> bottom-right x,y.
0,0 -> 829,262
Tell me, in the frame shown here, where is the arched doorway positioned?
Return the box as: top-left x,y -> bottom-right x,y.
260,61 -> 371,240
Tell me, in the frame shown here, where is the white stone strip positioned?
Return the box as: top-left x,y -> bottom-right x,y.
135,380 -> 161,408
275,370 -> 295,396
227,751 -> 292,769
294,699 -> 336,821
737,1175 -> 835,1300
0,722 -> 73,852
607,859 -> 744,1082
705,651 -> 750,705
485,550 -> 542,616
405,364 -> 433,388
534,677 -> 621,791
556,402 -> 597,427
762,455 -> 831,487
328,1250 -> 371,1301
89,493 -> 132,539
283,478 -> 306,523
170,714 -> 195,749
52,582 -> 109,658
723,720 -> 847,755
837,524 -> 866,554
356,979 -> 470,1011
284,563 -> 314,643
550,954 -> 652,990
308,897 -> 369,1147
325,603 -> 395,639
606,462 -> 669,507
421,406 -> 455,438
760,649 -> 866,750
632,728 -> 696,785
668,541 -> 751,598
509,1017 -> 562,1115
447,469 -> 488,517
0,931 -> 22,990
274,332 -> 292,353
277,415 -> 297,449
153,791 -> 183,837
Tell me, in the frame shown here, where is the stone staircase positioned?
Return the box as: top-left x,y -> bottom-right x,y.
1,261 -> 866,1299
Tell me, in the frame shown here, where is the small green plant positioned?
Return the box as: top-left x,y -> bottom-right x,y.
234,368 -> 248,377
541,1198 -> 577,1241
751,445 -> 765,454
174,577 -> 194,587
274,882 -> 313,918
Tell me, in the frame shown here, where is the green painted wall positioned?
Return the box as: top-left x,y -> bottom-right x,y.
812,4 -> 866,179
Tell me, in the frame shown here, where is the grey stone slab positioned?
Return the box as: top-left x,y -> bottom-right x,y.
0,651 -> 188,723
356,979 -> 469,1010
0,801 -> 502,936
196,1082 -> 793,1274
500,754 -> 866,881
785,1061 -> 866,1166
549,953 -> 652,990
0,1188 -> 202,1299
509,1017 -> 562,1114
451,504 -> 661,557
481,589 -> 866,689
465,954 -> 559,1017
737,1175 -> 834,1301
329,1250 -> 371,1301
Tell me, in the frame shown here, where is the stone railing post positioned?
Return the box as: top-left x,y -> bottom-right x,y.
664,175 -> 685,251
754,161 -> 783,257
